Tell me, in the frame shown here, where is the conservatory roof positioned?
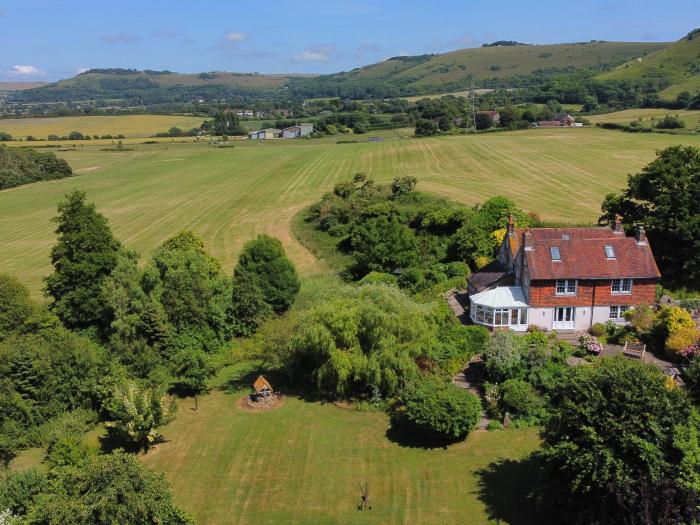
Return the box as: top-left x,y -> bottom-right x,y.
469,286 -> 528,308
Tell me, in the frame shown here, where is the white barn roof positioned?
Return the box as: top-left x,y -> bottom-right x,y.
470,286 -> 528,308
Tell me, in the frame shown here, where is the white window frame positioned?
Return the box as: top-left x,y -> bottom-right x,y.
609,305 -> 630,320
611,278 -> 632,295
555,279 -> 577,296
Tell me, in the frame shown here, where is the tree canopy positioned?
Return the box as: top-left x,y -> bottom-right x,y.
44,191 -> 123,331
601,145 -> 700,287
539,357 -> 700,524
233,235 -> 300,314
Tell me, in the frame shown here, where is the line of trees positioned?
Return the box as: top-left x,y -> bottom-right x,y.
0,145 -> 72,190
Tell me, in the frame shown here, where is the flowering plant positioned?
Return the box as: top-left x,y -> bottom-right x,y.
681,340 -> 700,359
579,334 -> 604,354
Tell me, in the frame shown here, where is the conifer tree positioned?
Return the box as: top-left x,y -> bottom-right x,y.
44,191 -> 123,331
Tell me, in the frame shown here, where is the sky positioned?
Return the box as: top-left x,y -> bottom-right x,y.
0,0 -> 698,82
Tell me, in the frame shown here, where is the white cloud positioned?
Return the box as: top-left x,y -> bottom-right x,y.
8,65 -> 46,76
224,32 -> 248,43
76,67 -> 89,74
293,44 -> 337,62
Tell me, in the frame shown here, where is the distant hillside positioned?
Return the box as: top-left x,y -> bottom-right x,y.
597,29 -> 700,100
8,69 -> 310,105
289,41 -> 668,99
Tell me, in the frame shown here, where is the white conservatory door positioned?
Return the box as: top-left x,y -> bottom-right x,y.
553,307 -> 575,330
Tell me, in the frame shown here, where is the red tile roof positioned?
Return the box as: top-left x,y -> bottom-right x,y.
510,227 -> 660,280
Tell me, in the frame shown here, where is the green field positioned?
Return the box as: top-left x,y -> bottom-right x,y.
2,127 -> 700,298
589,108 -> 700,129
138,363 -> 542,525
0,114 -> 207,140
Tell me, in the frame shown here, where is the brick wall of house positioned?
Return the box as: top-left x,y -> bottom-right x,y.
528,278 -> 657,308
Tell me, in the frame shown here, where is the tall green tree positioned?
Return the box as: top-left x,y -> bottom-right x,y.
539,357 -> 699,524
147,230 -> 235,345
24,451 -> 192,524
600,146 -> 700,287
234,235 -> 300,314
44,191 -> 123,331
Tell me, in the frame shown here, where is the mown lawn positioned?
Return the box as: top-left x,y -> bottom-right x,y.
2,127 -> 700,297
139,364 -> 543,525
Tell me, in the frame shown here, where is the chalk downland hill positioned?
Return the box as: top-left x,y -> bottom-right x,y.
9,69 -> 314,104
290,41 -> 668,97
598,29 -> 700,100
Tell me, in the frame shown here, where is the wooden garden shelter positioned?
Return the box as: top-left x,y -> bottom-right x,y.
253,375 -> 273,398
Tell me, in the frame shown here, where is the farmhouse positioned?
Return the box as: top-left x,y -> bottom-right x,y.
478,110 -> 500,125
281,123 -> 314,139
248,128 -> 281,140
467,215 -> 660,332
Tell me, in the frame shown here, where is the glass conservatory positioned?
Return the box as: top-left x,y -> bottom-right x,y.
469,287 -> 529,331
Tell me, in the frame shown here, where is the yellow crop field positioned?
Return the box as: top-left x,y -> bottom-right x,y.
0,114 -> 207,140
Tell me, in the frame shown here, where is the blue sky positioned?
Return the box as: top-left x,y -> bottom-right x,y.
0,0 -> 698,81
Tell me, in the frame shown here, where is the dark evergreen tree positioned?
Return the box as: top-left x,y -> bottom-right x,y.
44,191 -> 123,331
234,235 -> 300,314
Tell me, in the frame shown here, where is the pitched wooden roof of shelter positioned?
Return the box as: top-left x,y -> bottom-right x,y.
253,375 -> 273,393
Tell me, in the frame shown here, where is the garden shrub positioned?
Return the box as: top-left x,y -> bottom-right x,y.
482,331 -> 527,382
589,323 -> 606,337
400,377 -> 481,441
358,271 -> 398,285
499,379 -> 544,419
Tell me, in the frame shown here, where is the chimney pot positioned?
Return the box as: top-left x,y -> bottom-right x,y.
523,228 -> 534,251
507,215 -> 515,235
612,214 -> 623,234
635,225 -> 647,244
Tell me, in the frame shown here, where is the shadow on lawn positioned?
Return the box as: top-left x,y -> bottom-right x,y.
475,455 -> 555,525
384,424 -> 454,450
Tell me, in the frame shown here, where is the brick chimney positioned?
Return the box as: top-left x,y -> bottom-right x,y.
523,228 -> 534,251
635,225 -> 647,244
507,214 -> 515,236
612,214 -> 624,234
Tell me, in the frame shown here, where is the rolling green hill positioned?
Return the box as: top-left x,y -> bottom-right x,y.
598,29 -> 700,99
9,68 -> 312,105
289,41 -> 668,98
9,41 -> 668,106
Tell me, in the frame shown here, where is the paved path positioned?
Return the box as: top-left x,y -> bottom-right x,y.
453,357 -> 490,430
445,289 -> 469,325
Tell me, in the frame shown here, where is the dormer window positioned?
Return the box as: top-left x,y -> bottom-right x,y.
550,247 -> 561,261
604,245 -> 616,259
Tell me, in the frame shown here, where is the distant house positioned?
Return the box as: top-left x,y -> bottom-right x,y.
560,114 -> 576,127
236,109 -> 254,118
478,110 -> 500,125
248,128 -> 281,140
537,120 -> 561,128
467,215 -> 660,332
281,123 -> 314,139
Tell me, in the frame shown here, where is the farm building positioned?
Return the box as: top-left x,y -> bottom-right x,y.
467,216 -> 660,332
536,120 -> 561,128
477,110 -> 500,125
248,128 -> 281,140
560,114 -> 576,127
281,123 -> 314,139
